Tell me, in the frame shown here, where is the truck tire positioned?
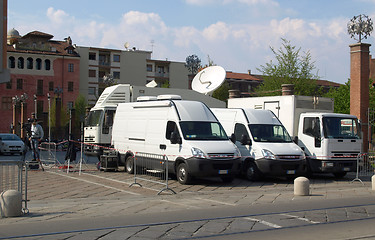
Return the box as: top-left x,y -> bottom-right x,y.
177,163 -> 191,185
245,161 -> 261,181
125,155 -> 134,174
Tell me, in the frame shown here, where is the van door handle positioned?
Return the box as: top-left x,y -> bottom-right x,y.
160,144 -> 166,150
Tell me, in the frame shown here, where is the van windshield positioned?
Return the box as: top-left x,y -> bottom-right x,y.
85,110 -> 103,127
179,121 -> 228,140
249,124 -> 292,143
322,117 -> 361,139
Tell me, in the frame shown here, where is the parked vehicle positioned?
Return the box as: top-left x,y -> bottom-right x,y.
212,108 -> 306,180
228,95 -> 362,177
0,133 -> 26,155
111,95 -> 241,184
84,84 -> 225,158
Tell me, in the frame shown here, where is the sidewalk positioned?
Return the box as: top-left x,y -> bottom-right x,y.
1,164 -> 373,226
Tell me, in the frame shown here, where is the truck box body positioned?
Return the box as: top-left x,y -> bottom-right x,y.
84,84 -> 225,156
228,95 -> 361,177
212,108 -> 306,180
111,97 -> 241,184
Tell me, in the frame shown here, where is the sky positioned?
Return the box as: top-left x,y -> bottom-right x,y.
7,0 -> 375,84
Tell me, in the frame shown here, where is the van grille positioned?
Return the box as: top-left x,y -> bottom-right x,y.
331,151 -> 359,159
208,153 -> 234,160
276,155 -> 302,161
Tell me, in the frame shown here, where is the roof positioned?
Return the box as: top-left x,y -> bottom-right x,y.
21,31 -> 54,40
226,71 -> 262,82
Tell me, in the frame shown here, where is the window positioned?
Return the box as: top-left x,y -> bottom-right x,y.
27,57 -> 33,69
49,81 -> 54,91
37,100 -> 43,118
45,59 -> 51,70
6,79 -> 11,89
67,49 -> 73,54
68,63 -> 74,72
179,121 -> 227,140
88,87 -> 96,95
147,64 -> 153,72
113,54 -> 120,62
68,82 -> 74,92
8,57 -> 15,68
89,70 -> 96,78
157,66 -> 164,73
303,117 -> 321,138
166,121 -> 179,140
1,97 -> 12,110
234,123 -> 249,142
18,57 -> 24,69
113,71 -> 120,79
37,79 -> 43,95
36,58 -> 42,70
89,52 -> 96,60
16,79 -> 23,90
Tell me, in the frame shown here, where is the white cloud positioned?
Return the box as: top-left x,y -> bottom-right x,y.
203,22 -> 230,41
46,7 -> 69,24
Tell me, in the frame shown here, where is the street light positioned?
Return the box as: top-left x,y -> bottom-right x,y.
47,93 -> 51,143
33,94 -> 37,120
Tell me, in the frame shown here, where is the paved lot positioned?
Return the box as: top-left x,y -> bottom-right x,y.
1,160 -> 374,227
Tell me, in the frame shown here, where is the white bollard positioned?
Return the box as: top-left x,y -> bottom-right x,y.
0,190 -> 22,218
372,175 -> 375,191
294,177 -> 310,196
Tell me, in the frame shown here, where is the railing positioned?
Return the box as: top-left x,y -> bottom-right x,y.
0,160 -> 28,214
353,152 -> 375,184
130,152 -> 175,195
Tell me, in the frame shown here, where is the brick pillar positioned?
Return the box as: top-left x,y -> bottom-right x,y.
350,43 -> 370,153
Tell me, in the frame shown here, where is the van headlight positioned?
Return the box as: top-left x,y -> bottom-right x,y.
262,149 -> 276,160
191,147 -> 207,158
234,146 -> 241,159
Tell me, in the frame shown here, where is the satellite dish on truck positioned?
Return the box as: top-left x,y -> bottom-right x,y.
192,66 -> 226,95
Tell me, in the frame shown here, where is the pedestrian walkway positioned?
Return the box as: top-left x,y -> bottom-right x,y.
1,165 -> 373,227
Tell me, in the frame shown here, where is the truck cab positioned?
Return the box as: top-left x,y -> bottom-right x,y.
297,112 -> 361,177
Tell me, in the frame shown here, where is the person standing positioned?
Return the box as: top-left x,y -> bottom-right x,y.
30,118 -> 44,171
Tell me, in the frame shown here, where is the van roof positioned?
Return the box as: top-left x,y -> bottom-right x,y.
174,101 -> 217,121
241,108 -> 281,125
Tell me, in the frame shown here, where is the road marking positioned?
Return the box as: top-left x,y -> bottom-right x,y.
196,197 -> 237,206
280,213 -> 320,224
244,217 -> 282,228
48,171 -> 140,195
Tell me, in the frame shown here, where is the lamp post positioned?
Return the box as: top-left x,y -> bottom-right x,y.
47,93 -> 51,143
33,94 -> 37,120
11,96 -> 19,135
20,93 -> 28,139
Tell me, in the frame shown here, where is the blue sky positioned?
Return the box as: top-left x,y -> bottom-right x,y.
8,0 -> 375,84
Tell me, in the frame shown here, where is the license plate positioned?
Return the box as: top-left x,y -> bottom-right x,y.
343,167 -> 350,171
219,170 -> 228,175
287,170 -> 296,175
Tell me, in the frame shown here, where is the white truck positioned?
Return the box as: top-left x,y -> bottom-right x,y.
228,95 -> 362,177
111,95 -> 241,184
84,84 -> 225,157
212,108 -> 306,180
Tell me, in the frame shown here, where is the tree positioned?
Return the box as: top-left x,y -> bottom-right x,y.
185,54 -> 201,75
323,80 -> 351,114
256,38 -> 320,96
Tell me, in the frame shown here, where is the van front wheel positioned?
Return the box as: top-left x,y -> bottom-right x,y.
125,155 -> 134,174
177,163 -> 191,185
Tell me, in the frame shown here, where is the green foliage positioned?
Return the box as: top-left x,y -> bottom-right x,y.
185,54 -> 202,75
161,80 -> 170,88
74,94 -> 87,123
212,82 -> 230,102
323,80 -> 351,114
256,38 -> 320,96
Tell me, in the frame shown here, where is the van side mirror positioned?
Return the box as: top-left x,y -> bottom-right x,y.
170,131 -> 182,144
240,134 -> 252,146
230,133 -> 236,143
293,136 -> 298,144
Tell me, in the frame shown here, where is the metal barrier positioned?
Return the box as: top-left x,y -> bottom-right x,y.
39,142 -> 59,166
353,152 -> 375,184
130,152 -> 175,195
0,160 -> 28,214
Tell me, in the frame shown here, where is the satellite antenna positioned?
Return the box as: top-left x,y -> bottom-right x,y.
124,42 -> 130,50
145,80 -> 157,88
191,66 -> 226,95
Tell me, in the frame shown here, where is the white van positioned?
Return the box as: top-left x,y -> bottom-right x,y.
211,108 -> 306,180
111,95 -> 241,184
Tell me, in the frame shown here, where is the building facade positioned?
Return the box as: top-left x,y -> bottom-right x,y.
76,46 -> 189,106
1,29 -> 80,136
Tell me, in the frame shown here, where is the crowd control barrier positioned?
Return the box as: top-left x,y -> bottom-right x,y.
39,142 -> 59,166
0,160 -> 28,215
353,152 -> 375,183
130,152 -> 175,195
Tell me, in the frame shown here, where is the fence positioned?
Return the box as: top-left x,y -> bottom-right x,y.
130,152 -> 175,195
0,160 -> 28,214
39,142 -> 59,166
353,152 -> 375,183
